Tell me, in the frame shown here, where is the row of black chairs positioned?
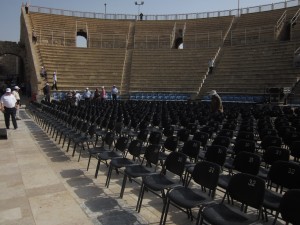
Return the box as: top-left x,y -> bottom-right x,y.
26,100 -> 300,224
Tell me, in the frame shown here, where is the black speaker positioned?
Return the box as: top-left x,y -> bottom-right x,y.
0,128 -> 8,140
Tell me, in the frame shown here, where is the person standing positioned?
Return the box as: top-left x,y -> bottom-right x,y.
208,58 -> 215,74
43,83 -> 50,103
100,86 -> 106,101
209,90 -> 223,114
52,71 -> 58,90
40,66 -> 47,80
12,86 -> 21,120
0,88 -> 18,129
25,2 -> 29,14
111,85 -> 118,102
82,87 -> 91,101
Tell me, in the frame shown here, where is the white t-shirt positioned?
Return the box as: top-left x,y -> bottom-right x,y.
1,93 -> 17,108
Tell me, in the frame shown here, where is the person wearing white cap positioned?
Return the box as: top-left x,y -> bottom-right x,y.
12,86 -> 21,120
209,90 -> 223,114
0,88 -> 18,129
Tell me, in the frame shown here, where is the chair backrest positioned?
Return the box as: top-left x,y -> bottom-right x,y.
283,131 -> 300,147
163,136 -> 178,152
144,144 -> 160,166
263,146 -> 290,166
114,122 -> 123,136
192,131 -> 209,148
279,189 -> 300,225
227,173 -> 265,211
187,123 -> 198,135
200,126 -> 214,138
218,129 -> 234,139
259,128 -> 278,140
268,160 -> 300,190
114,136 -> 129,153
103,132 -> 115,148
233,151 -> 261,175
205,145 -> 227,167
136,129 -> 149,142
181,140 -> 201,161
192,161 -> 220,195
212,135 -> 231,148
163,125 -> 174,137
261,135 -> 282,150
148,131 -> 162,145
177,128 -> 190,142
163,151 -> 187,177
236,131 -> 254,141
290,140 -> 300,159
127,139 -> 143,158
87,124 -> 97,137
233,139 -> 256,155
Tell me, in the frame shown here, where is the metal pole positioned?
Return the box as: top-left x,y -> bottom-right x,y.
238,0 -> 240,17
104,3 -> 106,19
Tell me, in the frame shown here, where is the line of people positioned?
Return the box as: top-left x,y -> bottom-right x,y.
43,83 -> 119,104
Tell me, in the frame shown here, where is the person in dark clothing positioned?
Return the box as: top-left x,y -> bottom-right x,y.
209,90 -> 223,113
139,13 -> 143,21
43,83 -> 50,103
25,2 -> 29,14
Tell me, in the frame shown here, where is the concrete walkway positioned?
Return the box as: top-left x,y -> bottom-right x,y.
0,102 -> 285,225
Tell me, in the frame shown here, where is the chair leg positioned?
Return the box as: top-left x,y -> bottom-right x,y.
159,197 -> 170,225
272,211 -> 280,225
105,163 -> 113,188
67,139 -> 71,152
120,173 -> 128,198
87,155 -> 92,170
78,144 -> 84,162
95,158 -> 101,178
72,144 -> 77,157
136,182 -> 145,212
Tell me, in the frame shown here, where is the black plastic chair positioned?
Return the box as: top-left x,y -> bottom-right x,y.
199,173 -> 266,225
235,131 -> 255,142
273,189 -> 300,225
218,151 -> 261,192
211,135 -> 231,149
185,145 -> 227,186
159,136 -> 179,162
290,140 -> 300,162
105,139 -> 144,188
225,139 -> 256,169
136,151 -> 187,213
258,146 -> 290,180
119,144 -> 160,198
192,131 -> 209,151
260,135 -> 282,152
160,161 -> 221,225
263,161 -> 300,223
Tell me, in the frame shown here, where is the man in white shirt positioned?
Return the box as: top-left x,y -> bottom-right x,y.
52,71 -> 58,90
0,88 -> 18,129
111,85 -> 118,102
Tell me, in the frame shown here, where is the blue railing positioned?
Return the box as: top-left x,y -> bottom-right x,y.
28,0 -> 299,20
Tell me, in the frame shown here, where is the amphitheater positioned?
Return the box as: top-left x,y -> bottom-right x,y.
1,1 -> 300,225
